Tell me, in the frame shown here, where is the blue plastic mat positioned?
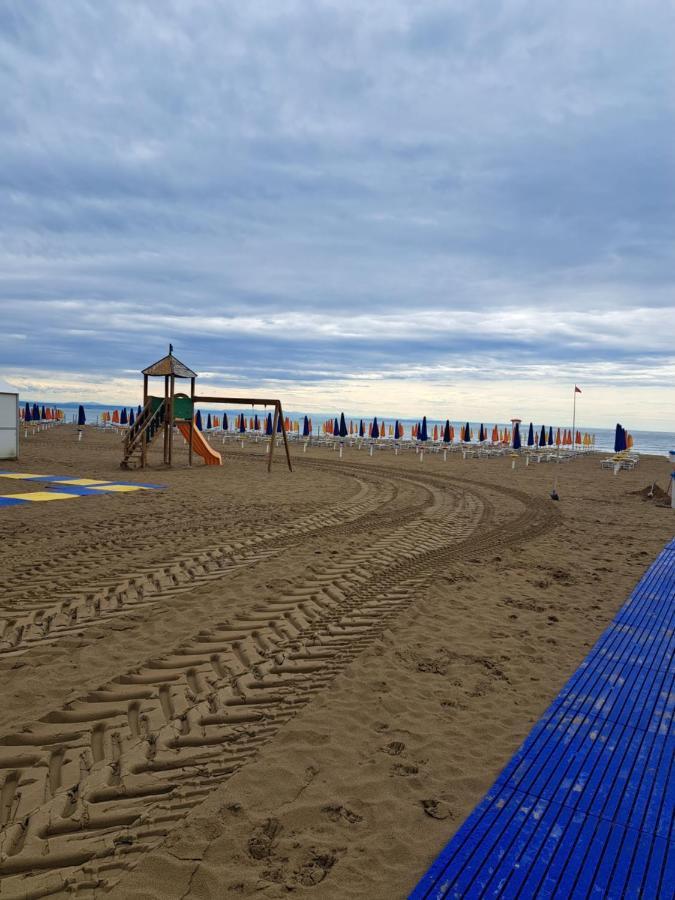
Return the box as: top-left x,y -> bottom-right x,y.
410,539 -> 675,899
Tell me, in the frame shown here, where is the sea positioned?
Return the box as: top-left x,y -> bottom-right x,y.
38,402 -> 675,459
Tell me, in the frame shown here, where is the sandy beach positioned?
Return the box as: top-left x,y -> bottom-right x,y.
0,425 -> 672,899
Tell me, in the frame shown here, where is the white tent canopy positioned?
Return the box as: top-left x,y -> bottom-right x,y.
0,378 -> 19,460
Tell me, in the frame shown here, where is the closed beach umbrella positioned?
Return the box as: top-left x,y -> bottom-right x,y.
137,404 -> 142,416
207,413 -> 212,430
372,417 -> 380,439
463,421 -> 470,442
527,422 -> 534,446
513,422 -> 521,449
41,405 -> 46,420
129,409 -> 135,427
359,419 -> 365,438
394,420 -> 401,440
419,416 -> 428,441
333,417 -> 339,436
32,403 -> 39,420
78,405 -> 86,426
120,408 -> 128,425
302,415 -> 310,437
614,423 -> 625,452
195,410 -> 203,431
548,426 -> 554,446
254,414 -> 259,430
24,402 -> 31,422
265,413 -> 273,435
239,413 -> 246,433
443,420 -> 451,443
479,423 -> 486,442
539,425 -> 546,446
222,413 -> 229,431
339,412 -> 348,438
276,415 -> 282,432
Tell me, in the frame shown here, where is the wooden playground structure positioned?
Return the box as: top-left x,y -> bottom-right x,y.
121,348 -> 292,472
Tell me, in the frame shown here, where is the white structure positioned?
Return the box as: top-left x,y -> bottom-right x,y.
0,378 -> 19,460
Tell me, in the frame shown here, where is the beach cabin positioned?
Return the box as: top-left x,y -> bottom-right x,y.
0,378 -> 19,460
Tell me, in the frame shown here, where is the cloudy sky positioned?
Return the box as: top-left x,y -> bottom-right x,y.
1,1 -> 673,428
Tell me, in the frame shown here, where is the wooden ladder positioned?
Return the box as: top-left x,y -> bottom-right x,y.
121,399 -> 165,469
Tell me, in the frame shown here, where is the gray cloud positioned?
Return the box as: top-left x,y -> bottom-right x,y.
1,0 -> 673,400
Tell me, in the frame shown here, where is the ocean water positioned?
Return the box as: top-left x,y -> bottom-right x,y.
49,404 -> 675,459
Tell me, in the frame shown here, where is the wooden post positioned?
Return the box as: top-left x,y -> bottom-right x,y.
168,375 -> 175,466
188,377 -> 195,467
268,406 -> 279,473
279,404 -> 292,472
163,376 -> 169,464
142,375 -> 149,468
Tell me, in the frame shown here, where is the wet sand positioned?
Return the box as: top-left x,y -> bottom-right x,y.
0,425 -> 672,898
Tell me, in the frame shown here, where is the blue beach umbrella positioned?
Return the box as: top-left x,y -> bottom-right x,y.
332,417 -> 339,436
137,404 -> 142,416
277,414 -> 283,432
539,425 -> 546,446
513,422 -> 521,450
303,415 -> 310,437
371,417 -> 380,439
77,405 -> 86,426
32,403 -> 39,420
443,420 -> 451,443
463,421 -> 470,442
394,420 -> 401,440
527,422 -> 534,446
223,413 -> 229,431
479,423 -> 486,442
120,408 -> 128,425
195,410 -> 203,431
129,409 -> 135,427
614,423 -> 626,452
24,402 -> 31,422
207,413 -> 212,430
254,414 -> 260,430
339,412 -> 348,438
239,413 -> 246,433
41,405 -> 46,420
548,426 -> 554,446
419,416 -> 428,441
359,419 -> 365,438
265,413 -> 273,435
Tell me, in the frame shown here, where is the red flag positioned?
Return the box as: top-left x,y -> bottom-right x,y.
574,385 -> 582,393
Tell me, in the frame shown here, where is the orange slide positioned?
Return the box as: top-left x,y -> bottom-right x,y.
177,423 -> 222,465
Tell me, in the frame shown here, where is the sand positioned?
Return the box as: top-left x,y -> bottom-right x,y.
0,424 -> 672,899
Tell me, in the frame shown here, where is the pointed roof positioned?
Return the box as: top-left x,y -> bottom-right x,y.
142,352 -> 197,378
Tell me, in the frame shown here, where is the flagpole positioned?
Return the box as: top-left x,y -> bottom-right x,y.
572,386 -> 577,453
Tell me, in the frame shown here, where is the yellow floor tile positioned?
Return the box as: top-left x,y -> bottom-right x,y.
0,473 -> 51,480
53,478 -> 112,486
1,492 -> 80,502
88,484 -> 143,492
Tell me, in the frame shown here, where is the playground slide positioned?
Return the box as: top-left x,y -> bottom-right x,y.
177,423 -> 222,466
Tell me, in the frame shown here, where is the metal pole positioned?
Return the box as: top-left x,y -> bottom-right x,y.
572,388 -> 576,455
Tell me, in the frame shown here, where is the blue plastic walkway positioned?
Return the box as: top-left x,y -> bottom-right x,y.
411,538 -> 675,899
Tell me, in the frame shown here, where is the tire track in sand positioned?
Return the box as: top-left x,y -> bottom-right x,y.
0,470 -> 428,660
0,470 -> 557,898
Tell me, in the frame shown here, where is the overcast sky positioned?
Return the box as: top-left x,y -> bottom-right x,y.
1,1 -> 673,427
